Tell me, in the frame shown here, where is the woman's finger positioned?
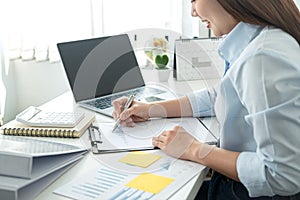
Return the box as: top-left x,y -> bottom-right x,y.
152,137 -> 159,147
112,97 -> 128,115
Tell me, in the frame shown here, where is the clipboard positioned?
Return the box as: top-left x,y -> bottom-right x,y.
87,117 -> 218,154
88,125 -> 157,154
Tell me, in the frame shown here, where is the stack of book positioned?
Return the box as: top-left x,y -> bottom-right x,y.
1,111 -> 95,138
0,112 -> 95,200
0,135 -> 88,200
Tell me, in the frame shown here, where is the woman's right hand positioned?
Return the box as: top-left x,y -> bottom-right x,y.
112,96 -> 193,127
112,97 -> 151,127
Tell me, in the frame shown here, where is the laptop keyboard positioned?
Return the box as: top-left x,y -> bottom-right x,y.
85,87 -> 165,109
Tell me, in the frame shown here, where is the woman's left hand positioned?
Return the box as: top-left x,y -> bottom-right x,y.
152,125 -> 201,160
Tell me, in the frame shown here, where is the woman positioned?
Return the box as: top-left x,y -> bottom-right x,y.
112,0 -> 300,199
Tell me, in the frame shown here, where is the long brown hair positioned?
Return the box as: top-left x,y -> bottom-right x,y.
217,0 -> 300,45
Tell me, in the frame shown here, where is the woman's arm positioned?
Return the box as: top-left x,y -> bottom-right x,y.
152,126 -> 240,182
112,96 -> 193,126
189,145 -> 240,181
148,96 -> 194,118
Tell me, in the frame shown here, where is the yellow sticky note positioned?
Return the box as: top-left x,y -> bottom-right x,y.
119,152 -> 162,168
126,173 -> 174,194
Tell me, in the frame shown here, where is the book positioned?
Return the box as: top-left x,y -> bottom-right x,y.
0,135 -> 88,179
0,135 -> 88,200
0,156 -> 82,200
0,112 -> 95,138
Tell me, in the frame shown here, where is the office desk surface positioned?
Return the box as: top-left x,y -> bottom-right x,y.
33,77 -> 219,200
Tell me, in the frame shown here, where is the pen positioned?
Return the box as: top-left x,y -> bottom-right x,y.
196,117 -> 218,141
112,93 -> 136,132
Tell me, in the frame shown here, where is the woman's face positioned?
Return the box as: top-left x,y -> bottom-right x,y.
191,0 -> 238,37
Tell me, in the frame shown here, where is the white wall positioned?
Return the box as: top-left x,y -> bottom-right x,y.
2,60 -> 69,123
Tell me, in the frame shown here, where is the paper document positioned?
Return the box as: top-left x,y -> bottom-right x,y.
54,150 -> 206,200
84,117 -> 215,153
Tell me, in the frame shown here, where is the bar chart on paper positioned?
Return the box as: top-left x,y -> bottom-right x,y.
53,166 -> 167,200
108,172 -> 174,199
54,154 -> 205,200
54,166 -> 172,199
54,167 -> 129,200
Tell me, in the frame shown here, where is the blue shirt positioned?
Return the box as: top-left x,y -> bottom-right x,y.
187,22 -> 300,197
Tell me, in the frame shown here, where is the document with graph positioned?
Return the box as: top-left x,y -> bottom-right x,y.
53,150 -> 206,200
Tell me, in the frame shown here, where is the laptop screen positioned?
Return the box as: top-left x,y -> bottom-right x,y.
57,34 -> 145,102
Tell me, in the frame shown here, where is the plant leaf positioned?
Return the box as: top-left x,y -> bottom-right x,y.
155,54 -> 169,69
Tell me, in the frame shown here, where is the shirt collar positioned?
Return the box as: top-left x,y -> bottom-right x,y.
218,22 -> 263,65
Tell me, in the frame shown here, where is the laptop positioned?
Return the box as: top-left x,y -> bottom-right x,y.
57,34 -> 167,117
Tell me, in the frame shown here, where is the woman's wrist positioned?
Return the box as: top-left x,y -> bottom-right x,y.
188,142 -> 217,165
187,142 -> 202,162
147,97 -> 193,118
148,103 -> 168,118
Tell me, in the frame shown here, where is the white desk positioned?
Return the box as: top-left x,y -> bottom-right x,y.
33,76 -> 220,200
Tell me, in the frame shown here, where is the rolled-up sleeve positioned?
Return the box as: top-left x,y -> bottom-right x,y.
187,87 -> 217,117
235,53 -> 300,196
237,143 -> 300,197
236,104 -> 300,197
237,152 -> 272,196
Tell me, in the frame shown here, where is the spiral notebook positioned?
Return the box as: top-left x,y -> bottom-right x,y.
0,112 -> 95,138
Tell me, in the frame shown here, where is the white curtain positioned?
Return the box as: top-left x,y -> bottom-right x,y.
2,0 -> 195,63
0,0 -> 207,65
3,0 -> 94,62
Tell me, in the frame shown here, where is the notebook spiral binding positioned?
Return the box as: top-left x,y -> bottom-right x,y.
2,128 -> 77,138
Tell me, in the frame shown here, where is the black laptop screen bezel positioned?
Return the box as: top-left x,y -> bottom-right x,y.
57,34 -> 145,102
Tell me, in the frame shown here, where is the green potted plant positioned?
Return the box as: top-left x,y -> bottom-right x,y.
154,54 -> 171,82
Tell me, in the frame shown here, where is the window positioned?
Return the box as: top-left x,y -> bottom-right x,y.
3,0 -> 93,61
2,0 -> 201,62
102,0 -> 172,35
